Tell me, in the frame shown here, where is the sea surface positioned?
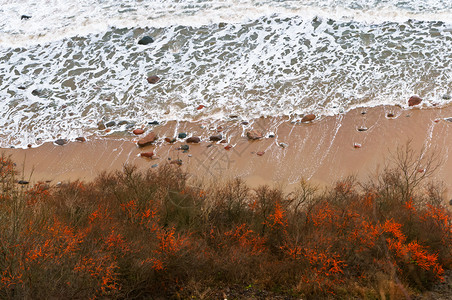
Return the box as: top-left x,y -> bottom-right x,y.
0,0 -> 451,148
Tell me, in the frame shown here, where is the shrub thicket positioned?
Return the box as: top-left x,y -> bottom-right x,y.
0,145 -> 450,299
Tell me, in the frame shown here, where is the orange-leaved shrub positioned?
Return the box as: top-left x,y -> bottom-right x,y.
0,148 -> 451,299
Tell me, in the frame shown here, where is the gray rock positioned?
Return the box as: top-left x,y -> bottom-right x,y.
55,139 -> 68,146
105,121 -> 116,127
118,120 -> 129,126
443,94 -> 451,100
18,180 -> 29,184
151,164 -> 158,168
357,127 -> 368,132
178,132 -> 187,139
148,121 -> 159,125
138,36 -> 154,45
180,144 -> 189,151
279,142 -> 288,148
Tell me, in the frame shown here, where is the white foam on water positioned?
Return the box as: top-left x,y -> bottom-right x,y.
0,1 -> 452,148
1,0 -> 452,47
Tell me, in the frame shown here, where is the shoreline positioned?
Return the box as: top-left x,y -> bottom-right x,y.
3,105 -> 452,200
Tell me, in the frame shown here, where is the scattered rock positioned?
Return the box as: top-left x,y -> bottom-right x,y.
246,130 -> 263,140
442,94 -> 451,100
209,134 -> 223,142
147,76 -> 160,84
417,168 -> 425,173
186,136 -> 201,143
387,113 -> 395,118
170,159 -> 182,166
178,132 -> 187,139
105,129 -> 111,133
207,144 -> 213,148
224,144 -> 232,150
137,132 -> 158,147
31,89 -> 40,96
105,121 -> 116,127
118,120 -> 129,126
188,154 -> 192,157
133,129 -> 145,135
148,121 -> 159,125
353,143 -> 362,149
18,180 -> 29,185
55,139 -> 68,146
27,144 -> 32,148
357,127 -> 368,132
164,137 -> 176,143
217,126 -> 223,132
140,152 -> 154,158
257,151 -> 265,156
268,134 -> 275,138
361,111 -> 367,115
21,15 -> 31,20
75,137 -> 86,142
197,105 -> 205,110
241,121 -> 249,125
97,121 -> 106,130
434,119 -> 440,123
408,95 -> 422,107
220,140 -> 227,143
151,164 -> 158,168
180,144 -> 189,151
279,142 -> 288,148
229,115 -> 238,119
449,199 -> 452,206
138,36 -> 154,45
301,114 -> 316,122
445,118 -> 452,122
18,86 -> 26,90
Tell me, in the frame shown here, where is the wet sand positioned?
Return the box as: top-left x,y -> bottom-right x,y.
3,105 -> 452,200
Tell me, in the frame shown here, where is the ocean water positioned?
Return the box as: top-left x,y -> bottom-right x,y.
0,0 -> 451,148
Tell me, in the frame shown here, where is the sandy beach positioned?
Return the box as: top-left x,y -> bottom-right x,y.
3,105 -> 452,199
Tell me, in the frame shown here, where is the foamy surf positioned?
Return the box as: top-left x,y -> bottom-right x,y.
0,0 -> 451,148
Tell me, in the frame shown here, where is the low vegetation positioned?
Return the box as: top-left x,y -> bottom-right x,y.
0,144 -> 451,299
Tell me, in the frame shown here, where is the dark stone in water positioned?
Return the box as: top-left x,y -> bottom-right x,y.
105,121 -> 116,127
21,15 -> 31,20
148,121 -> 159,125
118,120 -> 129,126
55,139 -> 68,146
180,145 -> 189,151
268,134 -> 275,138
97,121 -> 106,130
301,114 -> 316,122
445,118 -> 452,122
31,89 -> 40,96
75,137 -> 86,142
178,132 -> 187,139
18,86 -> 26,90
443,94 -> 451,100
18,180 -> 29,185
183,150 -> 188,153
387,113 -> 395,118
241,121 -> 249,125
138,36 -> 154,45
147,76 -> 160,84
408,95 -> 422,107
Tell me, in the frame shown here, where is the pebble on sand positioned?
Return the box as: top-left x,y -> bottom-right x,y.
137,132 -> 158,147
186,136 -> 201,143
55,139 -> 68,146
140,152 -> 154,158
246,130 -> 263,140
301,114 -> 316,123
197,105 -> 205,110
353,143 -> 362,149
133,129 -> 145,135
257,151 -> 265,156
75,137 -> 86,142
